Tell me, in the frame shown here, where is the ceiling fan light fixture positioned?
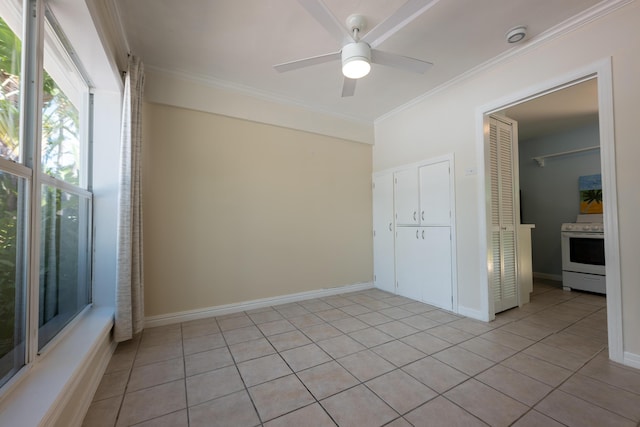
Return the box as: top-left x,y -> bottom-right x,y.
342,42 -> 371,79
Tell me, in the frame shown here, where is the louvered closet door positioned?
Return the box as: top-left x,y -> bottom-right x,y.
490,117 -> 518,313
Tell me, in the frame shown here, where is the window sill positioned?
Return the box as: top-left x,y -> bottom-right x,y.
0,306 -> 114,427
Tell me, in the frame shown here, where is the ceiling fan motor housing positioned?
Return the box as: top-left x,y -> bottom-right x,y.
342,42 -> 372,79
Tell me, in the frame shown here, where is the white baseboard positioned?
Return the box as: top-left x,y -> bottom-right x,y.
623,351 -> 640,370
457,305 -> 489,322
533,272 -> 563,282
145,282 -> 374,328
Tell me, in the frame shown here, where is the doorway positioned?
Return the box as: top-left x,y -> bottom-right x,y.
477,59 -> 623,363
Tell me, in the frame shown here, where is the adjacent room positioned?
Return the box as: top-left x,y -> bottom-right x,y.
0,0 -> 639,426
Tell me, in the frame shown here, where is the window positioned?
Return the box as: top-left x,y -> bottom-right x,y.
0,0 -> 92,387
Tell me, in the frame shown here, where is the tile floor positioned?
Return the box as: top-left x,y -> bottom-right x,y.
83,280 -> 640,426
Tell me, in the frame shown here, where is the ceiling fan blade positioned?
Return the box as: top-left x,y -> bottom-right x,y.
363,0 -> 441,48
341,77 -> 356,97
297,0 -> 354,45
274,51 -> 341,73
371,50 -> 433,74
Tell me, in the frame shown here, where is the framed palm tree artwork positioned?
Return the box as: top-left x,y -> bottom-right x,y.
579,174 -> 603,214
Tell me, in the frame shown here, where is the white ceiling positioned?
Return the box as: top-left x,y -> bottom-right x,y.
115,0 -> 605,123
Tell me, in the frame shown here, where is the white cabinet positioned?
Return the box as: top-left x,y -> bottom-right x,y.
374,156 -> 455,312
395,161 -> 451,226
489,116 -> 519,313
373,173 -> 395,293
396,226 -> 452,310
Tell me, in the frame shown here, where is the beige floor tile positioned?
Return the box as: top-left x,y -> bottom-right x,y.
316,308 -> 351,322
371,340 -> 426,367
267,330 -> 312,352
128,357 -> 184,392
348,327 -> 394,348
366,369 -> 437,414
404,396 -> 488,427
401,301 -> 439,314
299,299 -> 334,312
263,403 -> 336,427
422,310 -> 462,323
339,303 -> 372,317
93,370 -> 129,401
432,346 -> 494,376
523,342 -> 591,371
274,303 -> 309,318
216,314 -> 253,331
323,296 -> 355,308
476,364 -> 552,406
297,361 -> 359,400
257,319 -> 296,336
560,373 -> 640,421
280,343 -> 332,371
540,331 -> 606,358
134,342 -> 183,367
189,390 -> 260,427
222,325 -> 264,345
448,318 -> 495,335
249,374 -> 315,422
400,331 -> 452,355
316,334 -> 366,359
300,323 -> 343,341
535,389 -> 636,427
337,349 -> 395,382
185,346 -> 234,376
105,349 -> 137,374
399,314 -> 440,330
459,336 -> 518,362
321,384 -> 397,427
183,332 -> 226,355
287,313 -> 324,328
478,329 -> 535,351
356,311 -> 393,326
378,306 -> 413,320
116,380 -> 186,427
498,320 -> 557,341
130,409 -> 188,426
402,356 -> 469,393
228,337 -> 275,363
248,309 -> 284,324
445,379 -> 529,427
237,353 -> 293,386
181,319 -> 219,339
511,410 -> 565,427
579,356 -> 640,395
376,320 -> 419,339
139,327 -> 182,349
329,317 -> 369,333
425,325 -> 474,344
359,299 -> 393,311
384,417 -> 413,427
501,352 -> 573,387
82,395 -> 122,427
186,365 -> 244,406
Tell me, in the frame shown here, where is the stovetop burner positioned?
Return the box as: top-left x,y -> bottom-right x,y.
561,214 -> 604,233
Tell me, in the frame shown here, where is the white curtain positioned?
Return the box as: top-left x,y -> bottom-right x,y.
115,55 -> 145,342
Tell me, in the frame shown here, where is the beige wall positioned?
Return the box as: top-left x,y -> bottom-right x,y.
374,2 -> 640,358
142,103 -> 373,317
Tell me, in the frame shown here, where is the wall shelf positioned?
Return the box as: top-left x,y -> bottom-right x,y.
532,146 -> 600,167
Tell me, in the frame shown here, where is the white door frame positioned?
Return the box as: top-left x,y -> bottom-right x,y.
475,57 -> 623,363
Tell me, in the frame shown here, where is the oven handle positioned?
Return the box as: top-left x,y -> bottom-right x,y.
562,231 -> 604,239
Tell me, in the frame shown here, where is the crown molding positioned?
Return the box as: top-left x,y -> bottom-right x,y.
375,0 -> 634,124
86,0 -> 130,74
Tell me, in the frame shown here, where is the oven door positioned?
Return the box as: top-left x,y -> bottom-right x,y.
561,231 -> 605,275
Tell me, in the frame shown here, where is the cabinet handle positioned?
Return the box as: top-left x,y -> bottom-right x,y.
413,211 -> 417,221
422,230 -> 425,239
388,222 -> 392,231
416,230 -> 419,239
421,211 -> 425,221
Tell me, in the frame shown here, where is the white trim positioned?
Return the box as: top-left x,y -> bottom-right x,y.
533,272 -> 563,282
623,352 -> 640,370
457,305 -> 488,322
145,282 -> 374,328
475,57 -> 624,365
375,0 -> 632,123
372,153 -> 454,177
0,307 -> 114,427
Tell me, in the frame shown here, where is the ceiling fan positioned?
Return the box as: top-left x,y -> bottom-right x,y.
273,0 -> 439,97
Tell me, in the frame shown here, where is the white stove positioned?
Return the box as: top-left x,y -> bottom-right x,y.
561,214 -> 606,294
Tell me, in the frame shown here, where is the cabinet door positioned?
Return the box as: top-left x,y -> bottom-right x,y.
395,227 -> 422,301
421,227 -> 453,310
394,168 -> 419,225
419,161 -> 451,226
373,173 -> 395,293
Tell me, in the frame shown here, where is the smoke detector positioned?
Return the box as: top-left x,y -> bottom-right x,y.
506,26 -> 527,44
